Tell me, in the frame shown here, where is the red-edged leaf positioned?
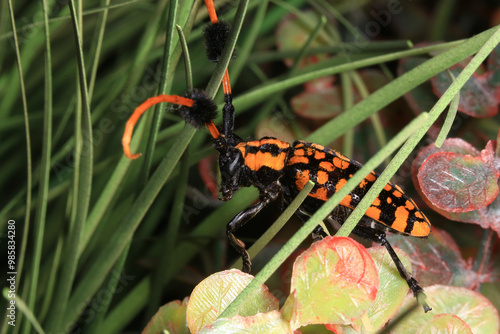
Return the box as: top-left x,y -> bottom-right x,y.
418,151 -> 499,212
198,310 -> 290,334
142,298 -> 189,334
186,269 -> 279,333
286,237 -> 378,329
387,228 -> 478,289
412,139 -> 500,236
418,313 -> 473,334
431,63 -> 500,118
391,285 -> 500,334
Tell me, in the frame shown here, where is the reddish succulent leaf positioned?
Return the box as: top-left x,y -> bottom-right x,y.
413,139 -> 500,236
186,269 -> 279,333
418,151 -> 499,212
392,285 -> 500,334
387,228 -> 478,289
418,313 -> 473,334
431,63 -> 500,118
198,310 -> 290,333
287,237 -> 378,329
142,298 -> 189,334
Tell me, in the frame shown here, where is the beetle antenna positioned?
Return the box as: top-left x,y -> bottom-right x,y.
203,0 -> 237,144
122,92 -> 219,159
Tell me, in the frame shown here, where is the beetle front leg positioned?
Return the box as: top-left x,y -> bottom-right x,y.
227,186 -> 280,273
227,200 -> 267,273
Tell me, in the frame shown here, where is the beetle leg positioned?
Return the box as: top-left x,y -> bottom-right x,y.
353,226 -> 431,312
227,185 -> 280,273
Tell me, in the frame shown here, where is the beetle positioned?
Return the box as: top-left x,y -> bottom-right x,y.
122,0 -> 431,312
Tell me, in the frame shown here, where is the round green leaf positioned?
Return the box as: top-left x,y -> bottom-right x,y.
198,310 -> 290,333
418,313 -> 473,334
288,236 -> 379,329
350,247 -> 411,332
392,285 -> 500,334
143,298 -> 189,334
186,269 -> 279,333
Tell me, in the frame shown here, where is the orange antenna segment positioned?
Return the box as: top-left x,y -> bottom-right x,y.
222,70 -> 231,95
122,95 -> 194,159
206,121 -> 220,139
204,0 -> 219,24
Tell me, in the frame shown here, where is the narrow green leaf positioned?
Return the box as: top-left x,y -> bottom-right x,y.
45,0 -> 94,331
5,2 -> 32,334
142,0 -> 180,184
435,71 -> 459,147
2,289 -> 44,334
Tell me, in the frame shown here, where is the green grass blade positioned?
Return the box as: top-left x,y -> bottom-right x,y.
176,24 -> 194,90
25,0 -> 53,331
146,150 -> 190,318
82,243 -> 131,334
231,0 -> 269,82
4,1 -> 32,333
45,0 -> 94,331
141,0 -> 180,184
87,0 -> 111,101
39,236 -> 63,323
2,289 -> 44,334
65,125 -> 196,326
80,118 -> 148,256
435,71 -> 459,147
